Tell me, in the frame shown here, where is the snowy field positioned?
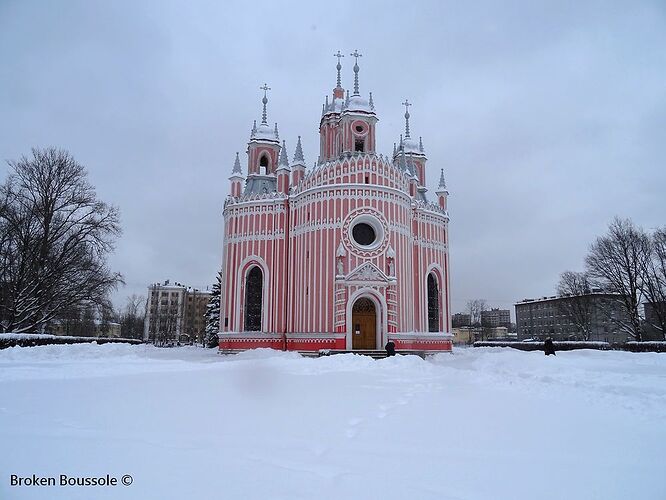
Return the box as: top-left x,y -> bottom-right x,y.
0,344 -> 665,500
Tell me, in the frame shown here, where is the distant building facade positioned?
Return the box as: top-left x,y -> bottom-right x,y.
451,327 -> 473,345
144,281 -> 211,344
48,320 -> 121,338
643,301 -> 665,340
515,294 -> 629,342
452,313 -> 471,328
480,308 -> 511,328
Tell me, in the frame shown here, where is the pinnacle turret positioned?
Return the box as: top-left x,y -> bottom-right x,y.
278,140 -> 289,168
231,152 -> 242,174
419,136 -> 424,153
438,169 -> 447,191
293,136 -> 305,164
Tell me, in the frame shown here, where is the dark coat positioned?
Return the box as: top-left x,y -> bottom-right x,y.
385,340 -> 396,356
544,338 -> 556,356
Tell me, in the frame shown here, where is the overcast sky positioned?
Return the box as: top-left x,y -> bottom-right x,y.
1,0 -> 665,318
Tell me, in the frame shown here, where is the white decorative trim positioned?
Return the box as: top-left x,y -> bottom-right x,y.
390,331 -> 454,340
292,220 -> 340,236
415,238 -> 448,252
285,332 -> 346,339
291,183 -> 412,206
219,332 -> 283,339
343,262 -> 394,286
226,229 -> 286,244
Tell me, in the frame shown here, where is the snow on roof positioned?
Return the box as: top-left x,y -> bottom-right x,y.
401,137 -> 423,155
251,122 -> 279,142
344,94 -> 375,114
323,97 -> 345,115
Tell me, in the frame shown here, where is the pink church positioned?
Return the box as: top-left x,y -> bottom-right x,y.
218,52 -> 452,353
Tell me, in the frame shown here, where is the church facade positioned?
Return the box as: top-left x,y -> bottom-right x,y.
218,52 -> 452,352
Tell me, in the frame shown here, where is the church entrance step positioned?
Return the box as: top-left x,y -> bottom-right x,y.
317,349 -> 427,360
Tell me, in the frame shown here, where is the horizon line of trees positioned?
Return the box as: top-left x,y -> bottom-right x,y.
558,217 -> 665,342
0,148 -> 123,334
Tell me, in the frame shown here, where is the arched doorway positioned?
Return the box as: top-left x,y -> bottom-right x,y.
244,266 -> 263,331
427,273 -> 440,332
351,297 -> 377,349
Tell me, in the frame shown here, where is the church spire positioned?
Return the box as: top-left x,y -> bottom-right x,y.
350,50 -> 362,96
402,99 -> 412,139
333,50 -> 344,89
260,83 -> 270,125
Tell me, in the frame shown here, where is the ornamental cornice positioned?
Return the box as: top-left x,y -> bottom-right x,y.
224,229 -> 286,244
413,238 -> 448,252
295,154 -> 412,194
224,192 -> 288,208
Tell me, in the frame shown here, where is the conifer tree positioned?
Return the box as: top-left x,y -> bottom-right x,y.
204,273 -> 221,347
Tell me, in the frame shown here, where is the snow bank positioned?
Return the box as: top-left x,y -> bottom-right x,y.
0,345 -> 664,500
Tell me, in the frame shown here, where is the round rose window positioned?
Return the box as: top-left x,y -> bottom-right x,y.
352,222 -> 376,246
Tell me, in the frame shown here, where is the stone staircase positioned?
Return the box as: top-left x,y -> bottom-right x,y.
316,349 -> 428,360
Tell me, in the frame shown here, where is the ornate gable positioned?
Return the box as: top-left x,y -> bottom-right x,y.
344,262 -> 394,285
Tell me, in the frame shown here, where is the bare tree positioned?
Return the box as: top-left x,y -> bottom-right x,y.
466,299 -> 486,326
466,298 -> 487,341
119,294 -> 146,339
556,271 -> 594,340
642,228 -> 666,339
0,148 -> 123,333
585,217 -> 651,341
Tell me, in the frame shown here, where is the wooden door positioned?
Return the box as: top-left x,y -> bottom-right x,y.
352,298 -> 377,350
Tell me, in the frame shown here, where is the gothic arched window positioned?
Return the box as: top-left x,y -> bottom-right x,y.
427,272 -> 440,332
259,154 -> 269,174
244,266 -> 263,331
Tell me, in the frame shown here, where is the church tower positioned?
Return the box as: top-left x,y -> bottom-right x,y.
244,84 -> 281,195
319,50 -> 377,163
393,101 -> 428,200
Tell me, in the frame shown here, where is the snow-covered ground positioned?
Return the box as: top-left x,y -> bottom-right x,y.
1,344 -> 664,500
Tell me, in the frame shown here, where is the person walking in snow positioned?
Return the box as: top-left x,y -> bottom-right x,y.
385,340 -> 396,357
544,337 -> 556,356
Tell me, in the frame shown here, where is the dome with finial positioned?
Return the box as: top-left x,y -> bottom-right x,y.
345,93 -> 375,114
250,83 -> 279,143
397,99 -> 425,155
